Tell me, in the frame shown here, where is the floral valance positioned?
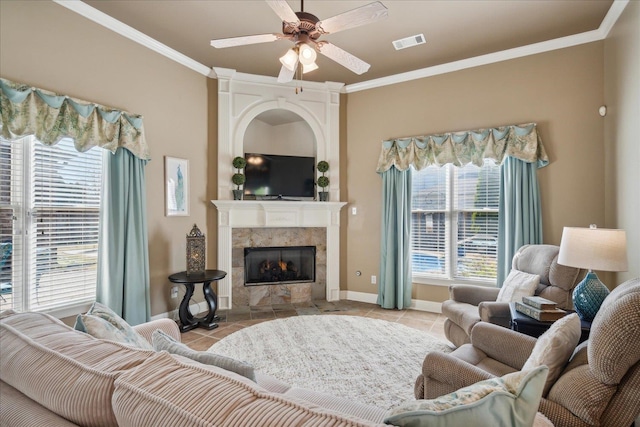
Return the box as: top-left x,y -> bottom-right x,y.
0,78 -> 150,161
376,123 -> 549,173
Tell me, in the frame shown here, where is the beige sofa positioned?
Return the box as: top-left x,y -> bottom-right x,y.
416,278 -> 640,427
0,310 -> 388,427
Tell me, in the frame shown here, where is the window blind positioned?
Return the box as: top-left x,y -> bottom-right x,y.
0,136 -> 103,312
411,160 -> 500,282
411,165 -> 449,277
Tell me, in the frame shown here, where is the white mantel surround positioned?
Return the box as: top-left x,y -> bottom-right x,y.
212,200 -> 346,310
212,69 -> 347,310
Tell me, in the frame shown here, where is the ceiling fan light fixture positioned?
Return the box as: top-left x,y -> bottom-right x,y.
298,43 -> 317,66
302,62 -> 318,74
279,48 -> 299,71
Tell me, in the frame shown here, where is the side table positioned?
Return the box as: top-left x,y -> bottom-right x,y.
509,303 -> 591,343
168,270 -> 227,332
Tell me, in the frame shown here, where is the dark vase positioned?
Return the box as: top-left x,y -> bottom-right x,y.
232,189 -> 243,200
318,191 -> 328,201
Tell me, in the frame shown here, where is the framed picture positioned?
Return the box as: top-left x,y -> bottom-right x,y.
165,156 -> 189,216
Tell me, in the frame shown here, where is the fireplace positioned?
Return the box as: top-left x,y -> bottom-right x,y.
244,246 -> 316,286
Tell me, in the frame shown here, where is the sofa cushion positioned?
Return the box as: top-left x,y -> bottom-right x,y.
74,301 -> 152,350
588,278 -> 640,385
522,313 -> 581,395
1,381 -> 80,427
384,366 -> 548,427
0,311 -> 154,427
152,329 -> 256,381
497,270 -> 539,303
547,364 -> 616,425
112,351 -> 386,427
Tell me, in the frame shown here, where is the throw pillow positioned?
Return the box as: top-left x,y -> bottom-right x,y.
522,313 -> 581,395
152,329 -> 256,382
384,366 -> 549,427
74,302 -> 153,350
497,270 -> 540,303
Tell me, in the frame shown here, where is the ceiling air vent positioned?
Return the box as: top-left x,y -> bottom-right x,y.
392,34 -> 426,50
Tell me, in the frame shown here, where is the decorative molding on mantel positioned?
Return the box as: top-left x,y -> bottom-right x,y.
211,200 -> 347,309
212,200 -> 346,228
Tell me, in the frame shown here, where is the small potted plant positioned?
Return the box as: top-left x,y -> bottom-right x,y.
232,156 -> 247,200
317,160 -> 329,201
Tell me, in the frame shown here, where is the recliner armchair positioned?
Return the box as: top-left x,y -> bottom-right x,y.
416,278 -> 640,427
442,244 -> 582,348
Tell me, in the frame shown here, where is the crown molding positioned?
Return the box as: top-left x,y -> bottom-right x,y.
52,0 -> 213,77
598,0 -> 629,38
55,0 -> 629,92
212,67 -> 345,92
345,0 -> 630,93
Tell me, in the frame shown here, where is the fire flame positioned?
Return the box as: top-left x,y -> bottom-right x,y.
278,260 -> 287,271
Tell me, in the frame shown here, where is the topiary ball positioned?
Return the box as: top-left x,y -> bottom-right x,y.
232,156 -> 247,170
317,176 -> 330,188
232,173 -> 246,186
317,160 -> 329,173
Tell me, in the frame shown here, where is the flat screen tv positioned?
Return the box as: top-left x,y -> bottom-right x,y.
244,153 -> 315,199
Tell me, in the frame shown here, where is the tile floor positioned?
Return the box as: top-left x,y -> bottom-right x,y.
181,299 -> 449,351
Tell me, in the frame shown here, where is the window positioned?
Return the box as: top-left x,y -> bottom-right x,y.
0,136 -> 104,315
411,160 -> 500,283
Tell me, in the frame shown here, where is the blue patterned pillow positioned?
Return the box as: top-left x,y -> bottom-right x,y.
384,366 -> 548,427
74,302 -> 152,350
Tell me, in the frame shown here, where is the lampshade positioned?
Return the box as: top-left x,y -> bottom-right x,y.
279,48 -> 298,71
558,226 -> 628,272
298,43 -> 317,66
302,62 -> 318,74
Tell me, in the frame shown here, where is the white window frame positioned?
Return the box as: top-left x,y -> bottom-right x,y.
411,161 -> 499,287
0,136 -> 103,317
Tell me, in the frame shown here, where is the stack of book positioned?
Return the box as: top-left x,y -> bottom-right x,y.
515,296 -> 567,321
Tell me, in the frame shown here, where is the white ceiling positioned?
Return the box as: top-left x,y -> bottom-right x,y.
80,0 -> 616,86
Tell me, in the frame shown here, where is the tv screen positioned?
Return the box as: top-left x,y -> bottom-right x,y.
244,153 -> 315,199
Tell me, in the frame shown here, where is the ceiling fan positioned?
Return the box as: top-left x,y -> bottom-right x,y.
210,0 -> 388,83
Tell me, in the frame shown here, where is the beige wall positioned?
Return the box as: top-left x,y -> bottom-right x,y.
0,1 -> 209,318
604,0 -> 640,283
2,1 -> 632,315
344,43 -> 606,303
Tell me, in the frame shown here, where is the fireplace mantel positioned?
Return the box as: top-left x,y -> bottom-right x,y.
211,200 -> 346,309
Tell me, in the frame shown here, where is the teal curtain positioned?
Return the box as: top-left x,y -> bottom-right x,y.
497,156 -> 544,287
378,166 -> 412,309
97,148 -> 151,325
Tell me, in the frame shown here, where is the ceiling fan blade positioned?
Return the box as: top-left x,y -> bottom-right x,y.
317,42 -> 370,75
266,0 -> 300,27
210,34 -> 281,48
316,1 -> 388,35
277,63 -> 297,83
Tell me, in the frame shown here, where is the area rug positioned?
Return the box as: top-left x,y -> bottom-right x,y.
208,315 -> 453,409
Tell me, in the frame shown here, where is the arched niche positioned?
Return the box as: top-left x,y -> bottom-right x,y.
243,109 -> 316,157
233,100 -> 326,164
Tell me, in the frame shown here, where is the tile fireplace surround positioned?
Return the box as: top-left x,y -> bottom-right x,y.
212,200 -> 346,310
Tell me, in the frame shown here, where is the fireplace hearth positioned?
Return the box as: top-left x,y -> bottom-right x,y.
244,246 -> 316,286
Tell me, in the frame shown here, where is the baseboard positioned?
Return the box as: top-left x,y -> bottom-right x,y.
151,301 -> 208,322
340,290 -> 378,304
340,290 -> 442,314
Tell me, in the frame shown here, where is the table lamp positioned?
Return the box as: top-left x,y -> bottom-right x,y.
558,225 -> 628,321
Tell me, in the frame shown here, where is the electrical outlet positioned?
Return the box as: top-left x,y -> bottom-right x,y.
351,207 -> 357,215
170,286 -> 178,299
371,275 -> 377,284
